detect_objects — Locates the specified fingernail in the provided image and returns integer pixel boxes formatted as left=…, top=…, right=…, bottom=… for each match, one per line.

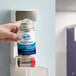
left=17, top=35, right=21, bottom=40
left=12, top=34, right=18, bottom=39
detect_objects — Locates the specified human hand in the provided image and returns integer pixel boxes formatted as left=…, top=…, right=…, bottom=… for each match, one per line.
left=0, top=23, right=21, bottom=42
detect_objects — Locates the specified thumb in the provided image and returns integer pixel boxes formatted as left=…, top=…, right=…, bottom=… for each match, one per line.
left=7, top=32, right=21, bottom=40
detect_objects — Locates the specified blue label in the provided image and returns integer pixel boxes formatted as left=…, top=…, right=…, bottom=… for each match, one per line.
left=17, top=31, right=36, bottom=55
left=18, top=42, right=36, bottom=55
left=22, top=34, right=30, bottom=40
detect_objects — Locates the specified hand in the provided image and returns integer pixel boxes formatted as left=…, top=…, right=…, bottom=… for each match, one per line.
left=0, top=23, right=21, bottom=42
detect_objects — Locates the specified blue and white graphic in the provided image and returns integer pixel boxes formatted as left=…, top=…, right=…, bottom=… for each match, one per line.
left=22, top=34, right=30, bottom=40
left=17, top=31, right=36, bottom=55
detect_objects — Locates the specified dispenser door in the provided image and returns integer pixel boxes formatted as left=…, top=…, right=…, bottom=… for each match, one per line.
left=67, top=28, right=76, bottom=76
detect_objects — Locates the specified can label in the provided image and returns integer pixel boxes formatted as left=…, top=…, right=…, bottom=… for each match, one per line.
left=17, top=31, right=36, bottom=55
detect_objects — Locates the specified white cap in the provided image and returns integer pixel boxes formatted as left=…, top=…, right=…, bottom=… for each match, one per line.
left=20, top=19, right=34, bottom=29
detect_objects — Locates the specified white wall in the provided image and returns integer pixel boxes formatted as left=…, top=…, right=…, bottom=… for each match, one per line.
left=56, top=0, right=76, bottom=11
left=56, top=11, right=76, bottom=76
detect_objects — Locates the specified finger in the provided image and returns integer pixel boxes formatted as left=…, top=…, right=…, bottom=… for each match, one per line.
left=11, top=27, right=18, bottom=33
left=3, top=23, right=19, bottom=29
left=10, top=23, right=20, bottom=33
left=0, top=39, right=5, bottom=42
left=8, top=32, right=21, bottom=40
left=4, top=31, right=21, bottom=40
left=0, top=38, right=17, bottom=42
left=5, top=23, right=20, bottom=31
left=10, top=23, right=20, bottom=29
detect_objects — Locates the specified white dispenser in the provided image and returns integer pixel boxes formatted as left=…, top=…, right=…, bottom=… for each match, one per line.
left=10, top=10, right=49, bottom=76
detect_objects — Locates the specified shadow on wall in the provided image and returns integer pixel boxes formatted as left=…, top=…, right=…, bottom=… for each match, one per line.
left=0, top=10, right=11, bottom=76
left=56, top=28, right=66, bottom=76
